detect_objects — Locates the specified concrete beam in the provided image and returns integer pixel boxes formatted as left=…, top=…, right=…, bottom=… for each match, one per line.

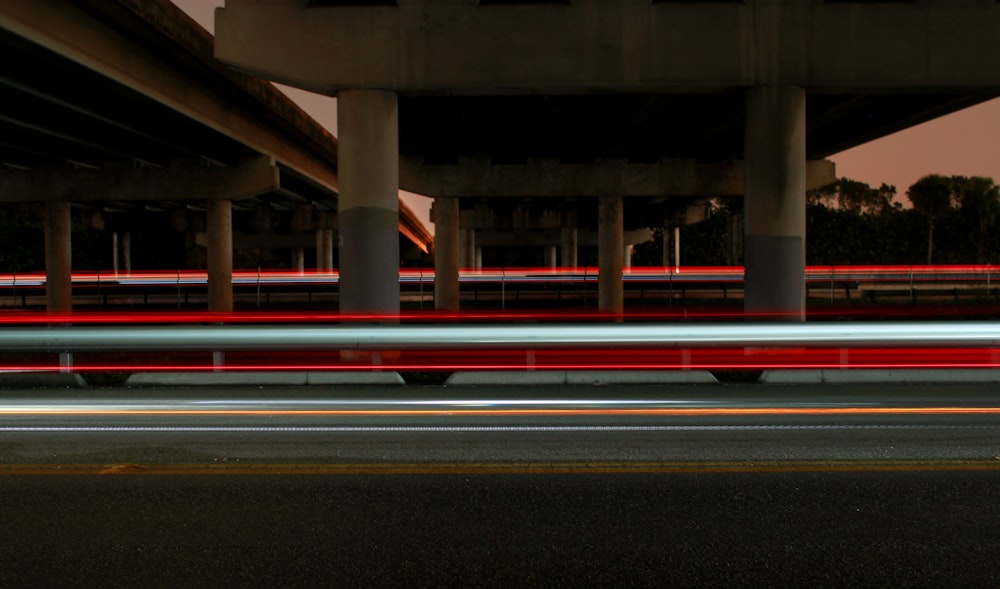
left=216, top=0, right=1000, bottom=94
left=0, top=0, right=338, bottom=191
left=476, top=228, right=651, bottom=249
left=0, top=157, right=279, bottom=202
left=44, top=201, right=72, bottom=313
left=195, top=232, right=332, bottom=250
left=401, top=157, right=835, bottom=198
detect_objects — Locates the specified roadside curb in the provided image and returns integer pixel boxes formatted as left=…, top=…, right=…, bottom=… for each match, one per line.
left=445, top=370, right=719, bottom=386
left=0, top=372, right=89, bottom=388
left=760, top=369, right=1000, bottom=384
left=124, top=371, right=406, bottom=386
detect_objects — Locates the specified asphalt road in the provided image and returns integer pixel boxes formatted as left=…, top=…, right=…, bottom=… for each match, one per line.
left=1, top=383, right=999, bottom=587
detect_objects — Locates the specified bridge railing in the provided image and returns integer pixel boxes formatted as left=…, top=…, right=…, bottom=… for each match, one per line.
left=0, top=265, right=997, bottom=309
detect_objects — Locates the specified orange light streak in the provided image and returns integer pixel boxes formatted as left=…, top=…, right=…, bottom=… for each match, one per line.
left=4, top=407, right=1000, bottom=417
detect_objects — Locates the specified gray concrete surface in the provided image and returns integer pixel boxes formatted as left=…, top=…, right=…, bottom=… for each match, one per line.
left=761, top=368, right=1000, bottom=384
left=124, top=371, right=405, bottom=386
left=0, top=372, right=88, bottom=388
left=445, top=370, right=719, bottom=386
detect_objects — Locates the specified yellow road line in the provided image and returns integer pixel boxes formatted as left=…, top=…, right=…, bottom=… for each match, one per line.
left=2, top=459, right=1000, bottom=476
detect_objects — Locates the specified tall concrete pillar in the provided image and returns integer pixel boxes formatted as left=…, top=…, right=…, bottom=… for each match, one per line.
left=337, top=89, right=399, bottom=314
left=623, top=244, right=632, bottom=270
left=112, top=232, right=120, bottom=274
left=598, top=195, right=624, bottom=315
left=316, top=229, right=334, bottom=271
left=461, top=228, right=476, bottom=270
left=292, top=247, right=305, bottom=273
left=433, top=196, right=460, bottom=311
left=744, top=86, right=806, bottom=320
left=545, top=245, right=558, bottom=269
left=560, top=226, right=578, bottom=268
left=661, top=228, right=669, bottom=268
left=122, top=232, right=131, bottom=274
left=44, top=201, right=72, bottom=313
left=113, top=232, right=132, bottom=275
left=207, top=199, right=233, bottom=312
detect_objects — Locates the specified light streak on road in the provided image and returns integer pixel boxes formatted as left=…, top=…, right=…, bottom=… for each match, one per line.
left=3, top=405, right=1000, bottom=417
left=3, top=460, right=1000, bottom=476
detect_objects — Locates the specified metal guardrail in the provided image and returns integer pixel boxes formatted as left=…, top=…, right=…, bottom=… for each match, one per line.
left=1, top=322, right=998, bottom=353
left=0, top=265, right=997, bottom=288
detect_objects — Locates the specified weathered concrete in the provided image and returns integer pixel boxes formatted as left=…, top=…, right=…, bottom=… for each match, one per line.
left=0, top=157, right=279, bottom=202
left=125, top=371, right=405, bottom=386
left=44, top=201, right=72, bottom=313
left=206, top=199, right=233, bottom=312
left=433, top=196, right=460, bottom=311
left=761, top=369, right=1000, bottom=385
left=337, top=89, right=400, bottom=315
left=216, top=0, right=1000, bottom=94
left=400, top=157, right=835, bottom=199
left=560, top=227, right=578, bottom=268
left=475, top=228, right=652, bottom=249
left=744, top=86, right=806, bottom=320
left=462, top=228, right=477, bottom=270
left=0, top=372, right=88, bottom=388
left=316, top=228, right=334, bottom=271
left=598, top=195, right=624, bottom=316
left=0, top=0, right=337, bottom=191
left=445, top=370, right=718, bottom=386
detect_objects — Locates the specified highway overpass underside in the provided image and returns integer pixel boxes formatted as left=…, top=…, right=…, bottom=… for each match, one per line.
left=0, top=0, right=434, bottom=314
left=217, top=0, right=1000, bottom=319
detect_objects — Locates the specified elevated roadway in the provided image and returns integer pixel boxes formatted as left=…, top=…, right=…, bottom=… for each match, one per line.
left=217, top=0, right=1000, bottom=318
left=0, top=0, right=431, bottom=312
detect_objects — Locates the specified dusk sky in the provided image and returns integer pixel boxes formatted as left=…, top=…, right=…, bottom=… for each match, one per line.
left=179, top=1, right=1000, bottom=227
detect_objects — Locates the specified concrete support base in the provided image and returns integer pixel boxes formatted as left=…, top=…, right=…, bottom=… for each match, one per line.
left=44, top=201, right=72, bottom=313
left=744, top=86, right=806, bottom=320
left=598, top=195, right=624, bottom=316
left=207, top=199, right=233, bottom=312
left=560, top=226, right=578, bottom=268
left=434, top=196, right=460, bottom=311
left=337, top=89, right=400, bottom=315
left=316, top=229, right=334, bottom=271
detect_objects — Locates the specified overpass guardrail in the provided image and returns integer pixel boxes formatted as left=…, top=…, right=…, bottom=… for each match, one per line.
left=0, top=265, right=997, bottom=309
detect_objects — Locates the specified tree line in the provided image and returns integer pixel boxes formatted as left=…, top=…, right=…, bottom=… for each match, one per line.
left=635, top=174, right=1000, bottom=267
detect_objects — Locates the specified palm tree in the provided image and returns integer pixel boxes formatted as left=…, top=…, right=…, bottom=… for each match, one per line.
left=906, top=174, right=954, bottom=264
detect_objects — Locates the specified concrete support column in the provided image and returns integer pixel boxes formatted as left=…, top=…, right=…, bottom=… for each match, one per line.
left=44, top=201, right=72, bottom=313
left=475, top=247, right=482, bottom=271
left=560, top=226, right=578, bottom=268
left=673, top=227, right=680, bottom=269
left=292, top=247, right=305, bottom=273
left=122, top=232, right=131, bottom=274
left=316, top=229, right=334, bottom=271
left=661, top=229, right=669, bottom=268
left=207, top=199, right=233, bottom=313
left=598, top=195, right=624, bottom=316
left=545, top=245, right=558, bottom=269
left=744, top=86, right=806, bottom=320
left=433, top=196, right=460, bottom=312
left=113, top=232, right=132, bottom=275
left=461, top=228, right=476, bottom=269
left=337, top=89, right=399, bottom=315
left=623, top=244, right=632, bottom=270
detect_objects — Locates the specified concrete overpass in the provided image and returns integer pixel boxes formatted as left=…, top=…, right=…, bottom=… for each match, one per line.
left=0, top=0, right=431, bottom=312
left=217, top=0, right=1000, bottom=319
